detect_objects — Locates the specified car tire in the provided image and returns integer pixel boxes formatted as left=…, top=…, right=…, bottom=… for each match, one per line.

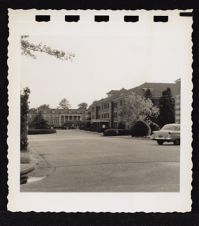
left=174, top=139, right=180, bottom=145
left=157, top=140, right=164, bottom=145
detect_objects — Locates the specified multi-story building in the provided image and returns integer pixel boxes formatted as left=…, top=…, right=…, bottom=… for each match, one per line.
left=174, top=79, right=181, bottom=123
left=89, top=80, right=181, bottom=130
left=28, top=108, right=88, bottom=128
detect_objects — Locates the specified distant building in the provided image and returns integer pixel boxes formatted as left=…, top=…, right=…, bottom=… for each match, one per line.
left=28, top=108, right=88, bottom=128
left=89, top=80, right=181, bottom=129
left=174, top=79, right=181, bottom=123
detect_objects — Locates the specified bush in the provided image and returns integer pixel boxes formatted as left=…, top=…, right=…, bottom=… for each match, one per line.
left=118, top=122, right=126, bottom=129
left=21, top=87, right=30, bottom=151
left=149, top=122, right=160, bottom=134
left=29, top=111, right=50, bottom=129
left=28, top=129, right=56, bottom=135
left=103, top=129, right=118, bottom=136
left=131, top=120, right=151, bottom=137
left=118, top=129, right=130, bottom=136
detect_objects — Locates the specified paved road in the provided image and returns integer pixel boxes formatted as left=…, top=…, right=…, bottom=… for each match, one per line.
left=21, top=129, right=180, bottom=192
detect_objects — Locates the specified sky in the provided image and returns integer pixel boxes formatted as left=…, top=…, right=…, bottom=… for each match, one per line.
left=21, top=17, right=191, bottom=109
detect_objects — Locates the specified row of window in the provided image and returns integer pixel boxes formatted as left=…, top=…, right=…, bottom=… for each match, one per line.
left=91, top=112, right=119, bottom=119
left=61, top=116, right=81, bottom=121
left=102, top=113, right=109, bottom=119
left=92, top=101, right=123, bottom=112
left=42, top=111, right=82, bottom=114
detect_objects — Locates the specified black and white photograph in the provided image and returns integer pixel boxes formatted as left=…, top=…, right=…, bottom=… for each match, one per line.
left=8, top=10, right=192, bottom=212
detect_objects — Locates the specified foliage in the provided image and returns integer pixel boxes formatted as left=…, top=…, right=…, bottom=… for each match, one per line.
left=118, top=129, right=130, bottom=136
left=118, top=92, right=159, bottom=127
left=131, top=120, right=151, bottom=137
left=58, top=98, right=71, bottom=109
left=28, top=129, right=56, bottom=135
left=118, top=122, right=126, bottom=129
left=29, top=108, right=38, bottom=114
left=21, top=35, right=75, bottom=61
left=21, top=87, right=30, bottom=151
left=29, top=111, right=50, bottom=129
left=149, top=122, right=160, bottom=134
left=38, top=104, right=50, bottom=111
left=144, top=89, right=152, bottom=99
left=158, top=88, right=175, bottom=127
left=78, top=102, right=88, bottom=110
left=79, top=122, right=91, bottom=130
left=103, top=129, right=118, bottom=136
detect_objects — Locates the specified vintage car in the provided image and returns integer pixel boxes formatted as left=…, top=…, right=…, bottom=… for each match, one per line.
left=152, top=123, right=180, bottom=145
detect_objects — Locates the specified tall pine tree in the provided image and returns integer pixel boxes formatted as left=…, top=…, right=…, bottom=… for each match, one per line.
left=158, top=88, right=175, bottom=127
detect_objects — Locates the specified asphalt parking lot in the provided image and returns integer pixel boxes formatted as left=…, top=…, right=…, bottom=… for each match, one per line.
left=21, top=129, right=180, bottom=192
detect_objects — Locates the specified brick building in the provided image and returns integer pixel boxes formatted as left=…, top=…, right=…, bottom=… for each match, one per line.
left=174, top=79, right=181, bottom=123
left=28, top=108, right=88, bottom=128
left=89, top=80, right=181, bottom=130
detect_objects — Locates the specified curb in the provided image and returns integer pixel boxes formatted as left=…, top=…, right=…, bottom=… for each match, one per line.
left=20, top=163, right=35, bottom=175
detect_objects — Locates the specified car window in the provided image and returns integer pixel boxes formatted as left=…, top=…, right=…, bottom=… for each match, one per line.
left=162, top=125, right=180, bottom=131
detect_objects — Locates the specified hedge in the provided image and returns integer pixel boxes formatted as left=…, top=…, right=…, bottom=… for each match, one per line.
left=28, top=129, right=56, bottom=135
left=118, top=129, right=130, bottom=136
left=103, top=129, right=130, bottom=136
left=103, top=129, right=118, bottom=136
left=131, top=120, right=151, bottom=137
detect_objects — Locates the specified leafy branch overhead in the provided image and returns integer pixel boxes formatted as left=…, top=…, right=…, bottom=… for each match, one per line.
left=21, top=35, right=75, bottom=61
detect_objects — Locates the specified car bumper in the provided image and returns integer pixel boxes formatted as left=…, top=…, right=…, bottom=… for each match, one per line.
left=152, top=137, right=173, bottom=141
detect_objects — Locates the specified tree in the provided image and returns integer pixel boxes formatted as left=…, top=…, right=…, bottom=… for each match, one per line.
left=58, top=98, right=71, bottom=109
left=29, top=111, right=49, bottom=129
left=78, top=102, right=88, bottom=110
left=37, top=104, right=50, bottom=111
left=144, top=88, right=152, bottom=99
left=158, top=87, right=175, bottom=127
left=118, top=92, right=159, bottom=127
left=29, top=108, right=38, bottom=114
left=21, top=87, right=30, bottom=151
left=21, top=35, right=75, bottom=61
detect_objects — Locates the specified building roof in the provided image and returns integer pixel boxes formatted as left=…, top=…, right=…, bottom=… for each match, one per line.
left=90, top=80, right=181, bottom=107
left=129, top=82, right=180, bottom=98
left=29, top=108, right=87, bottom=114
left=91, top=88, right=129, bottom=105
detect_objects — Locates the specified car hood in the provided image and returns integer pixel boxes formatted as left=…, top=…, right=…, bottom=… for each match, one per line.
left=153, top=130, right=179, bottom=135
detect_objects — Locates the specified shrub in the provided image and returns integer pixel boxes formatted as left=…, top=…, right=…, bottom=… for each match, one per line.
left=118, top=122, right=126, bottom=129
left=149, top=122, right=160, bottom=134
left=118, top=129, right=130, bottom=136
left=21, top=87, right=30, bottom=151
left=131, top=120, right=151, bottom=137
left=29, top=111, right=50, bottom=129
left=28, top=129, right=56, bottom=135
left=103, top=129, right=118, bottom=136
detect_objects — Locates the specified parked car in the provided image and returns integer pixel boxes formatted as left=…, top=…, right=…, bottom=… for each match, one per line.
left=152, top=123, right=180, bottom=145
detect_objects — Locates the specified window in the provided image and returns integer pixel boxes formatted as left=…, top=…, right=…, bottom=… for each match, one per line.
left=103, top=103, right=109, bottom=109
left=113, top=112, right=117, bottom=118
left=96, top=106, right=101, bottom=119
left=113, top=102, right=118, bottom=108
left=103, top=113, right=109, bottom=118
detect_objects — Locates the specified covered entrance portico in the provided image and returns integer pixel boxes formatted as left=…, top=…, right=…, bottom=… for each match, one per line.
left=91, top=119, right=110, bottom=132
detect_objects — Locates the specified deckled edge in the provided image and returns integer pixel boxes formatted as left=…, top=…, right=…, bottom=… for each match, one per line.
left=4, top=9, right=195, bottom=220
left=0, top=8, right=8, bottom=211
left=191, top=9, right=199, bottom=213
